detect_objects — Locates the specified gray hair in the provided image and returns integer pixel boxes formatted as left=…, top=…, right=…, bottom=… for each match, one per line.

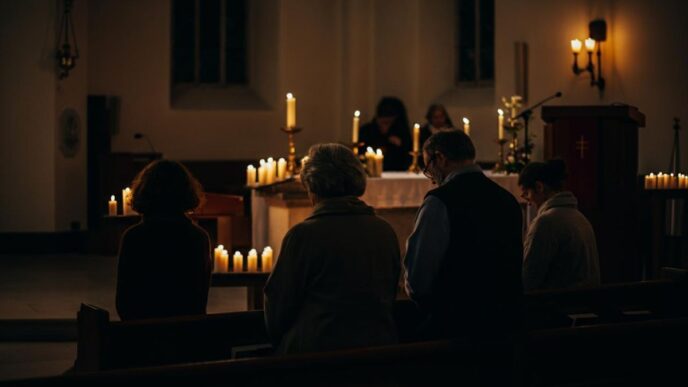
left=301, top=143, right=366, bottom=198
left=423, top=129, right=476, bottom=161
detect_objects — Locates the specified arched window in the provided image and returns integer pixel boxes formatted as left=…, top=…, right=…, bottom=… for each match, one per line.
left=456, top=0, right=494, bottom=86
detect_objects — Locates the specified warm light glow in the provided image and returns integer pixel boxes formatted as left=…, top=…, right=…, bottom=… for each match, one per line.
left=462, top=117, right=470, bottom=125
left=570, top=39, right=582, bottom=53
left=584, top=38, right=596, bottom=52
left=498, top=109, right=504, bottom=117
left=286, top=92, right=293, bottom=99
left=354, top=110, right=360, bottom=117
left=110, top=195, right=115, bottom=201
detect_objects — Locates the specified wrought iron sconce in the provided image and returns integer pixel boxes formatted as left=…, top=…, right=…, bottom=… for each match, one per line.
left=56, top=0, right=79, bottom=80
left=570, top=19, right=606, bottom=91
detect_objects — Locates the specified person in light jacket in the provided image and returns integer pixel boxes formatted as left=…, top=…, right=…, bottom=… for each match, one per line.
left=519, top=159, right=600, bottom=291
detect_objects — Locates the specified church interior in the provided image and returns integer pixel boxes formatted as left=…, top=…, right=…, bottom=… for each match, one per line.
left=1, top=0, right=688, bottom=385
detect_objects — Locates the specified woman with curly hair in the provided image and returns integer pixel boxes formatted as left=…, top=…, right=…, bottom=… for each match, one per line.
left=115, top=160, right=212, bottom=320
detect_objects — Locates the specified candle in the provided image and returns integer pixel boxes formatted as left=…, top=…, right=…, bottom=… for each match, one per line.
left=663, top=173, right=670, bottom=189
left=352, top=110, right=360, bottom=144
left=108, top=195, right=117, bottom=216
left=213, top=245, right=224, bottom=272
left=277, top=158, right=287, bottom=181
left=219, top=249, right=229, bottom=273
left=412, top=123, right=420, bottom=152
left=286, top=92, right=296, bottom=128
left=233, top=251, right=244, bottom=272
left=570, top=39, right=582, bottom=53
left=246, top=165, right=256, bottom=187
left=375, top=148, right=384, bottom=177
left=644, top=173, right=654, bottom=190
left=266, top=157, right=276, bottom=185
left=261, top=247, right=273, bottom=272
left=462, top=117, right=470, bottom=136
left=584, top=38, right=596, bottom=52
left=365, top=147, right=376, bottom=177
left=258, top=159, right=267, bottom=185
left=122, top=187, right=133, bottom=216
left=498, top=109, right=505, bottom=140
left=671, top=173, right=678, bottom=189
left=247, top=248, right=258, bottom=272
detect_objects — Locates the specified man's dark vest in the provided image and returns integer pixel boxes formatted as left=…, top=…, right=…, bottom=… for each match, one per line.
left=425, top=171, right=524, bottom=338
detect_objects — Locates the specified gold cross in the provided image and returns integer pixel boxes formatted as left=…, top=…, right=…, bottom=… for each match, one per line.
left=575, top=135, right=588, bottom=159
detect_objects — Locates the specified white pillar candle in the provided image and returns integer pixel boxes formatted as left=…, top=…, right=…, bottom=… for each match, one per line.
left=462, top=117, right=470, bottom=136
left=108, top=195, right=118, bottom=216
left=286, top=92, right=296, bottom=128
left=353, top=110, right=361, bottom=144
left=266, top=157, right=276, bottom=185
left=258, top=159, right=267, bottom=185
left=413, top=123, right=420, bottom=152
left=375, top=148, right=384, bottom=177
left=233, top=251, right=244, bottom=272
left=122, top=187, right=133, bottom=216
left=644, top=175, right=650, bottom=190
left=213, top=245, right=224, bottom=272
left=247, top=249, right=258, bottom=272
left=277, top=158, right=287, bottom=181
left=261, top=247, right=273, bottom=272
left=365, top=147, right=376, bottom=177
left=219, top=249, right=229, bottom=273
left=246, top=165, right=256, bottom=187
left=498, top=109, right=505, bottom=140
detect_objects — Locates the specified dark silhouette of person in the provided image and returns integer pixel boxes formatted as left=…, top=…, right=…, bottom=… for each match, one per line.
left=116, top=160, right=212, bottom=320
left=359, top=96, right=412, bottom=171
left=419, top=103, right=455, bottom=148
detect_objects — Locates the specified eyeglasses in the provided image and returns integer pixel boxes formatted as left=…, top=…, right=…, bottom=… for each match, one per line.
left=422, top=153, right=436, bottom=180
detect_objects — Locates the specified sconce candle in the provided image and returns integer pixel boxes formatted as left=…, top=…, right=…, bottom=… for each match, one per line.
left=570, top=39, right=582, bottom=53
left=584, top=38, right=596, bottom=52
left=462, top=117, right=470, bottom=136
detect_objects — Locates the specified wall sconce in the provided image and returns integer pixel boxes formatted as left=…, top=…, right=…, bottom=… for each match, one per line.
left=56, top=0, right=79, bottom=80
left=570, top=19, right=606, bottom=91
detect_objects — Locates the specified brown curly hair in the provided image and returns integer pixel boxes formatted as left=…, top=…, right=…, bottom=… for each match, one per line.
left=131, top=160, right=205, bottom=215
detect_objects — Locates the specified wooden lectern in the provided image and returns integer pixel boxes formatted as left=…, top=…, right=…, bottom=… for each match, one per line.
left=541, top=105, right=645, bottom=283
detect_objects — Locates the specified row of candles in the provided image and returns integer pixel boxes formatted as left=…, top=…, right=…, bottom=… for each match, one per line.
left=364, top=147, right=384, bottom=177
left=246, top=157, right=288, bottom=187
left=214, top=245, right=274, bottom=273
left=107, top=187, right=134, bottom=216
left=644, top=173, right=688, bottom=190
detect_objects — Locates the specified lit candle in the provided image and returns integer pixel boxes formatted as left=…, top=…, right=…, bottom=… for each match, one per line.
left=663, top=173, right=670, bottom=189
left=570, top=39, right=582, bottom=53
left=108, top=195, right=117, bottom=216
left=644, top=174, right=652, bottom=190
left=233, top=251, right=244, bottom=272
left=246, top=165, right=256, bottom=187
left=286, top=92, right=296, bottom=128
left=585, top=38, right=596, bottom=52
left=213, top=245, right=224, bottom=272
left=365, top=147, right=376, bottom=177
left=462, top=117, right=470, bottom=136
left=413, top=123, right=420, bottom=152
left=277, top=158, right=287, bottom=181
left=352, top=110, right=360, bottom=144
left=258, top=159, right=267, bottom=185
left=247, top=248, right=258, bottom=272
left=122, top=187, right=133, bottom=216
left=375, top=148, right=384, bottom=177
left=218, top=249, right=229, bottom=273
left=671, top=173, right=678, bottom=189
left=266, top=157, right=276, bottom=185
left=497, top=109, right=505, bottom=140
left=261, top=247, right=273, bottom=272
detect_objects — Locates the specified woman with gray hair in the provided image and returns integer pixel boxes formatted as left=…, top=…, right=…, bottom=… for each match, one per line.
left=264, top=143, right=401, bottom=354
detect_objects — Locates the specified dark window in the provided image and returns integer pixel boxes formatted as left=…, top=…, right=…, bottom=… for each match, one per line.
left=172, top=0, right=247, bottom=85
left=456, top=0, right=494, bottom=85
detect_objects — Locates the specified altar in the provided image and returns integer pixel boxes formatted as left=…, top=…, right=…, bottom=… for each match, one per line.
left=251, top=171, right=525, bottom=256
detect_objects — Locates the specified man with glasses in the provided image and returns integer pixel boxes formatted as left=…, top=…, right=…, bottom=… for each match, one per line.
left=404, top=130, right=523, bottom=383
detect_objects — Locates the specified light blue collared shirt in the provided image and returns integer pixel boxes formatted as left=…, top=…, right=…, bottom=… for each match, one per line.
left=404, top=163, right=483, bottom=302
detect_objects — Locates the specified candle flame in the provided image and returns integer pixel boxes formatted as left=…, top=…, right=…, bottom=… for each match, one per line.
left=218, top=244, right=224, bottom=250
left=249, top=248, right=258, bottom=256
left=234, top=251, right=242, bottom=256
left=263, top=246, right=273, bottom=252
left=354, top=110, right=360, bottom=117
left=376, top=149, right=383, bottom=156
left=286, top=92, right=293, bottom=99
left=462, top=117, right=470, bottom=124
left=498, top=109, right=504, bottom=116
left=570, top=39, right=582, bottom=53
left=367, top=147, right=374, bottom=153
left=414, top=123, right=420, bottom=129
left=110, top=195, right=115, bottom=201
left=584, top=38, right=595, bottom=52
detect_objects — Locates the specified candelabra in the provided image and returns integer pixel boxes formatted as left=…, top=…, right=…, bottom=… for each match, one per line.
left=408, top=151, right=421, bottom=174
left=280, top=126, right=302, bottom=175
left=492, top=139, right=509, bottom=173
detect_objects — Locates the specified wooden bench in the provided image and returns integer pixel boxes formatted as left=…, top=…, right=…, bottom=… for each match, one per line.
left=210, top=272, right=269, bottom=311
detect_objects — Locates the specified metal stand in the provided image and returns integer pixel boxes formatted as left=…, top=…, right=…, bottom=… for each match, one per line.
left=280, top=127, right=302, bottom=174
left=408, top=151, right=421, bottom=174
left=493, top=139, right=508, bottom=172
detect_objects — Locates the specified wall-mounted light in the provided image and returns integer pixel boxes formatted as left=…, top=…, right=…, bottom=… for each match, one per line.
left=570, top=19, right=606, bottom=91
left=56, top=0, right=79, bottom=80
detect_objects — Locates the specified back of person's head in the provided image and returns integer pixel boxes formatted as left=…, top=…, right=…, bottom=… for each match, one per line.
left=425, top=104, right=454, bottom=128
left=131, top=159, right=204, bottom=215
left=518, top=159, right=567, bottom=191
left=423, top=130, right=476, bottom=161
left=301, top=143, right=366, bottom=199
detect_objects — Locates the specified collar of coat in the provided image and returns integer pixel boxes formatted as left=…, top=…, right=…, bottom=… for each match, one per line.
left=307, top=196, right=375, bottom=219
left=537, top=191, right=579, bottom=216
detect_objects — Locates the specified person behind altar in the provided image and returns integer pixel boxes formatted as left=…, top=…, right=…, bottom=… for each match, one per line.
left=419, top=103, right=455, bottom=149
left=404, top=130, right=523, bottom=383
left=519, top=160, right=600, bottom=291
left=264, top=143, right=400, bottom=354
left=115, top=160, right=212, bottom=320
left=358, top=96, right=412, bottom=170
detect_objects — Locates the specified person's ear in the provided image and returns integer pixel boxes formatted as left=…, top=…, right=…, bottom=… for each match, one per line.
left=535, top=181, right=545, bottom=194
left=435, top=152, right=448, bottom=167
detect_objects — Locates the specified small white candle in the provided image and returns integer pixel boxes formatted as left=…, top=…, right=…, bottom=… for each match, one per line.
left=498, top=109, right=505, bottom=140
left=286, top=93, right=296, bottom=128
left=277, top=158, right=287, bottom=181
left=375, top=148, right=384, bottom=177
left=365, top=147, right=376, bottom=177
left=352, top=110, right=361, bottom=144
left=247, top=249, right=258, bottom=273
left=266, top=157, right=276, bottom=185
left=233, top=251, right=244, bottom=272
left=462, top=117, right=470, bottom=136
left=122, top=187, right=133, bottom=216
left=108, top=195, right=117, bottom=216
left=413, top=123, right=420, bottom=152
left=246, top=165, right=256, bottom=187
left=258, top=159, right=267, bottom=185
left=261, top=247, right=273, bottom=272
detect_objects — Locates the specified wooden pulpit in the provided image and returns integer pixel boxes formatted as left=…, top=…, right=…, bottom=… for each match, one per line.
left=542, top=105, right=645, bottom=283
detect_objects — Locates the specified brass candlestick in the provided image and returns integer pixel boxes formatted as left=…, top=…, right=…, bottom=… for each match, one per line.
left=408, top=150, right=421, bottom=174
left=493, top=138, right=509, bottom=172
left=280, top=126, right=302, bottom=174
